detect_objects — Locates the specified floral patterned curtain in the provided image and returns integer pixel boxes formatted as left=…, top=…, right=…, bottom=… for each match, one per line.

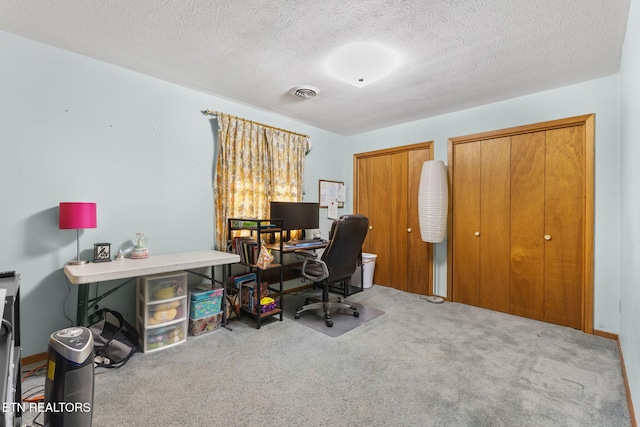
left=213, top=113, right=309, bottom=250
left=267, top=128, right=308, bottom=201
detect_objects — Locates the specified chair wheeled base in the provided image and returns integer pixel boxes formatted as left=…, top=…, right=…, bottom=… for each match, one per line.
left=294, top=296, right=359, bottom=327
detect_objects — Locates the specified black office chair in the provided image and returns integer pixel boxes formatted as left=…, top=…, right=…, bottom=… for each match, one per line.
left=294, top=214, right=369, bottom=327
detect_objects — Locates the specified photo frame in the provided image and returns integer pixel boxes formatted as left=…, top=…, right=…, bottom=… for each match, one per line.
left=93, top=243, right=112, bottom=262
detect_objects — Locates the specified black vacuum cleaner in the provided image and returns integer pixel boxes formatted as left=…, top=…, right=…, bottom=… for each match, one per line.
left=43, top=327, right=94, bottom=427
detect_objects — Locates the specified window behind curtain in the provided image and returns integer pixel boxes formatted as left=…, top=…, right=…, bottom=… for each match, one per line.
left=213, top=113, right=309, bottom=250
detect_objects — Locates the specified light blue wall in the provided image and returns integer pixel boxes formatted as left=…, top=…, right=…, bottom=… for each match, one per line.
left=345, top=75, right=622, bottom=336
left=0, top=30, right=344, bottom=356
left=619, top=0, right=640, bottom=422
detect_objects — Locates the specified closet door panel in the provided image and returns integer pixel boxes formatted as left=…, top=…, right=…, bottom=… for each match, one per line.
left=452, top=142, right=481, bottom=305
left=358, top=155, right=392, bottom=287
left=510, top=132, right=545, bottom=320
left=544, top=125, right=585, bottom=329
left=449, top=115, right=592, bottom=331
left=479, top=137, right=511, bottom=313
left=406, top=148, right=432, bottom=295
left=356, top=155, right=376, bottom=253
left=390, top=152, right=409, bottom=291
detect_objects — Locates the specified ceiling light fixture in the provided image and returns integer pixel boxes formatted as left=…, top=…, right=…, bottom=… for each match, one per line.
left=326, top=42, right=400, bottom=88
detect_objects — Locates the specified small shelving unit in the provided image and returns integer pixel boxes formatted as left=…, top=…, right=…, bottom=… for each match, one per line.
left=136, top=272, right=188, bottom=352
left=227, top=218, right=284, bottom=329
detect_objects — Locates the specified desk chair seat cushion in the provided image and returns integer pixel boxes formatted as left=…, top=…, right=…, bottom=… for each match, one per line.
left=294, top=214, right=369, bottom=327
left=300, top=263, right=326, bottom=279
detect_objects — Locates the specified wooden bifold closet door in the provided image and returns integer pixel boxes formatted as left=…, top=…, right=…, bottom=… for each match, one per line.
left=448, top=115, right=594, bottom=332
left=354, top=142, right=433, bottom=296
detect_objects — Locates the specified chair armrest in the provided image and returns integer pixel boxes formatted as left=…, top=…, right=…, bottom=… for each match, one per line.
left=300, top=257, right=329, bottom=282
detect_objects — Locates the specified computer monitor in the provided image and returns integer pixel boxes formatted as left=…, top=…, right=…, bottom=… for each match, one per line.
left=269, top=201, right=320, bottom=235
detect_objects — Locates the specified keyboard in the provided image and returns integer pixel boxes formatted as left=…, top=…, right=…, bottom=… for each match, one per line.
left=288, top=239, right=317, bottom=245
left=287, top=239, right=326, bottom=246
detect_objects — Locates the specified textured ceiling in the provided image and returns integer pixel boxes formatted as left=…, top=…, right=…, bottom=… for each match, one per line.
left=0, top=0, right=630, bottom=136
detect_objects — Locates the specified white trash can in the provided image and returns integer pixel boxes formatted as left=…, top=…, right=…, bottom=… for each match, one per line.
left=352, top=253, right=377, bottom=289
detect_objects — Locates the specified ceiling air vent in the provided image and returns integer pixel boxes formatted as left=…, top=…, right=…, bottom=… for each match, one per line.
left=292, top=86, right=319, bottom=99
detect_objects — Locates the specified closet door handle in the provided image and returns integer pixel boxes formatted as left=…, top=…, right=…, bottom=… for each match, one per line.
left=474, top=231, right=480, bottom=237
left=407, top=228, right=412, bottom=233
left=369, top=225, right=373, bottom=230
left=544, top=234, right=551, bottom=241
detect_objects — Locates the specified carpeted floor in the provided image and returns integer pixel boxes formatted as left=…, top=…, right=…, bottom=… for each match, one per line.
left=21, top=285, right=632, bottom=426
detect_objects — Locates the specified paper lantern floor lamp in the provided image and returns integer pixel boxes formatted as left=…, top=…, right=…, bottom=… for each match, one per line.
left=59, top=202, right=97, bottom=265
left=418, top=160, right=448, bottom=304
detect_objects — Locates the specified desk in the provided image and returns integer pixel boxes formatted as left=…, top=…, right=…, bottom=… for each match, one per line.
left=260, top=242, right=328, bottom=284
left=268, top=241, right=364, bottom=297
left=267, top=241, right=328, bottom=252
left=64, top=250, right=240, bottom=326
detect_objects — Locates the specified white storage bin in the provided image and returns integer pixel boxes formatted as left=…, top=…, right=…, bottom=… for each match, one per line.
left=137, top=317, right=187, bottom=353
left=137, top=272, right=189, bottom=353
left=138, top=296, right=187, bottom=327
left=137, top=272, right=187, bottom=302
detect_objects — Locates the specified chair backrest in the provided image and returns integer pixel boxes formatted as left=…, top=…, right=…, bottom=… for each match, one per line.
left=320, top=214, right=369, bottom=283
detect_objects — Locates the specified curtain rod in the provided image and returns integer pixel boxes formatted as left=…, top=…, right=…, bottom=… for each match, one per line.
left=201, top=109, right=310, bottom=139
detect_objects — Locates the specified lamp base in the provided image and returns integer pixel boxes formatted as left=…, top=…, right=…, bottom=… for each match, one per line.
left=66, top=260, right=89, bottom=266
left=424, top=295, right=444, bottom=304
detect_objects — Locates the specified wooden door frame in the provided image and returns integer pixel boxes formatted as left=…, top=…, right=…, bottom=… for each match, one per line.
left=447, top=115, right=595, bottom=333
left=354, top=142, right=435, bottom=295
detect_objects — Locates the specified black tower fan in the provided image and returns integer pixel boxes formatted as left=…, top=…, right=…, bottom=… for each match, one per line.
left=44, top=327, right=95, bottom=426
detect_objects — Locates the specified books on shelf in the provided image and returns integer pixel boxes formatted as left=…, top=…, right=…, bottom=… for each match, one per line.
left=230, top=273, right=256, bottom=289
left=241, top=281, right=271, bottom=313
left=230, top=237, right=259, bottom=264
left=230, top=273, right=255, bottom=312
left=228, top=273, right=273, bottom=313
